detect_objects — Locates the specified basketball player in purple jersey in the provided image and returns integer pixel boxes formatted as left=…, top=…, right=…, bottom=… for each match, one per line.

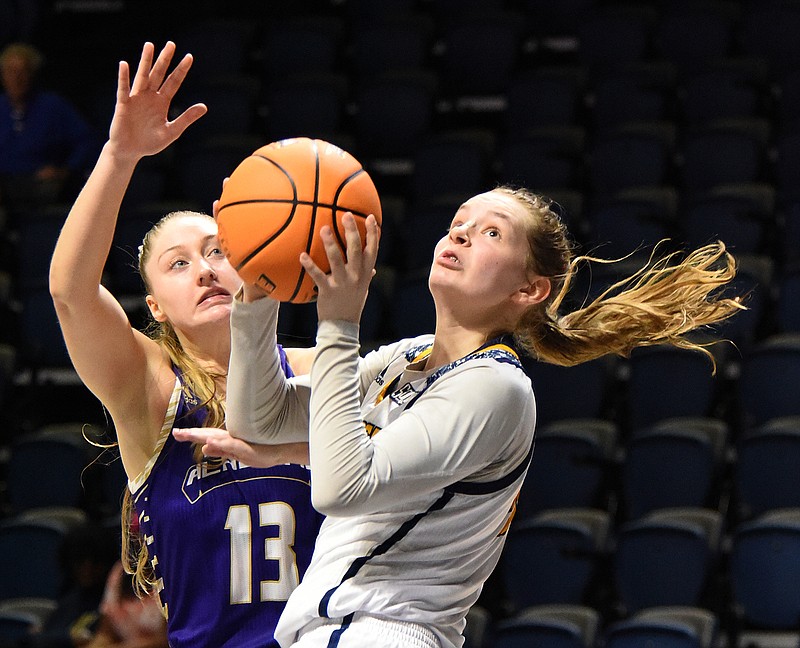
left=49, top=41, right=323, bottom=647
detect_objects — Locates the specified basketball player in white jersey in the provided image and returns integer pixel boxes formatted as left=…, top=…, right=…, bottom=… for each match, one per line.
left=182, top=188, right=743, bottom=647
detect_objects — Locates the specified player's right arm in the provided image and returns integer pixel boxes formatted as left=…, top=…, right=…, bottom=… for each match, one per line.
left=226, top=293, right=313, bottom=444
left=49, top=42, right=206, bottom=472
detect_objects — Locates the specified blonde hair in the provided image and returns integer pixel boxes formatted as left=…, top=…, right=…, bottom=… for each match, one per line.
left=122, top=210, right=227, bottom=596
left=497, top=186, right=746, bottom=369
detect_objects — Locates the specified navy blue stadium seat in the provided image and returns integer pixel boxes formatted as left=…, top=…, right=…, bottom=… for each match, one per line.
left=493, top=605, right=600, bottom=648
left=348, top=14, right=434, bottom=76
left=264, top=72, right=349, bottom=144
left=654, top=0, right=738, bottom=73
left=614, top=508, right=722, bottom=614
left=173, top=18, right=256, bottom=77
left=624, top=345, right=721, bottom=431
left=680, top=184, right=776, bottom=257
left=576, top=5, right=656, bottom=72
left=521, top=356, right=613, bottom=427
left=517, top=418, right=618, bottom=519
left=584, top=199, right=675, bottom=263
left=388, top=272, right=436, bottom=339
left=679, top=62, right=769, bottom=126
left=679, top=119, right=770, bottom=197
left=174, top=135, right=262, bottom=211
left=734, top=417, right=800, bottom=521
left=589, top=65, right=674, bottom=129
left=0, top=518, right=68, bottom=600
left=6, top=425, right=95, bottom=515
left=777, top=269, right=800, bottom=334
left=352, top=70, right=437, bottom=161
left=622, top=418, right=728, bottom=520
left=588, top=122, right=675, bottom=198
left=409, top=131, right=493, bottom=206
left=179, top=75, right=261, bottom=140
left=261, top=14, right=345, bottom=80
left=730, top=509, right=800, bottom=647
left=605, top=606, right=719, bottom=648
left=774, top=130, right=800, bottom=204
left=497, top=127, right=586, bottom=193
left=504, top=68, right=586, bottom=133
left=436, top=10, right=524, bottom=100
left=737, top=334, right=800, bottom=428
left=738, top=2, right=800, bottom=75
left=502, top=508, right=610, bottom=611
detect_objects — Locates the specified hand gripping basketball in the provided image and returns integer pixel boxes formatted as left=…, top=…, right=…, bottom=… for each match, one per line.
left=216, top=138, right=382, bottom=303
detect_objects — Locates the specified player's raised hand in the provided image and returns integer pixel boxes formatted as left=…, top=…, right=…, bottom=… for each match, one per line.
left=108, top=41, right=206, bottom=162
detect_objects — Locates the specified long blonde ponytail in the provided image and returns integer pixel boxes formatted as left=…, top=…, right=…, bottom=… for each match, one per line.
left=499, top=187, right=746, bottom=370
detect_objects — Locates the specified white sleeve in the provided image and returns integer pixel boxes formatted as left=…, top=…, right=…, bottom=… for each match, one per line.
left=225, top=297, right=311, bottom=444
left=308, top=320, right=534, bottom=515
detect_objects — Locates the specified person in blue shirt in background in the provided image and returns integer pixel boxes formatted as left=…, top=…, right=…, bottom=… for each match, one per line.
left=0, top=42, right=96, bottom=216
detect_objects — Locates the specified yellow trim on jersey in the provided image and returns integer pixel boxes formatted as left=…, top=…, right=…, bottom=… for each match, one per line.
left=374, top=346, right=433, bottom=404
left=129, top=376, right=182, bottom=495
left=481, top=342, right=520, bottom=360
left=498, top=493, right=520, bottom=537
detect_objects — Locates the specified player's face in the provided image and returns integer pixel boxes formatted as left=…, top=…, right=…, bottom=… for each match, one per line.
left=429, top=190, right=549, bottom=325
left=144, top=215, right=242, bottom=332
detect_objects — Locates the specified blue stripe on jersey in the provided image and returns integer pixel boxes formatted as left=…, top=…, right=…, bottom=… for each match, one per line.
left=314, top=335, right=531, bottom=639
left=447, top=441, right=534, bottom=495
left=326, top=612, right=355, bottom=648
left=318, top=490, right=455, bottom=619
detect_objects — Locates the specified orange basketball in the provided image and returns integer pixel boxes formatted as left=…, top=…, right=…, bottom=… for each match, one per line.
left=216, top=138, right=382, bottom=303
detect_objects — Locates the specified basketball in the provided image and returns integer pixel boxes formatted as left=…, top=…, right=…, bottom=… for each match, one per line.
left=216, top=137, right=382, bottom=303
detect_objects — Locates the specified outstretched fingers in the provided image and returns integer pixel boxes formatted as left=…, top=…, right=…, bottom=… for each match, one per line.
left=159, top=51, right=194, bottom=100
left=169, top=102, right=208, bottom=138
left=148, top=41, right=178, bottom=92
left=129, top=41, right=155, bottom=95
left=116, top=60, right=131, bottom=104
left=126, top=41, right=189, bottom=100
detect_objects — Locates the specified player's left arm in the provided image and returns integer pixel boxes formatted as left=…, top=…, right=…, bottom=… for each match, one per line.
left=310, top=359, right=533, bottom=515
left=173, top=427, right=310, bottom=466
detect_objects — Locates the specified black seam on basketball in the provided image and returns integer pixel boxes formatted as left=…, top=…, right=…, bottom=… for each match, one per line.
left=287, top=141, right=321, bottom=302
left=217, top=154, right=297, bottom=215
left=331, top=169, right=367, bottom=248
left=219, top=198, right=372, bottom=220
left=232, top=156, right=299, bottom=272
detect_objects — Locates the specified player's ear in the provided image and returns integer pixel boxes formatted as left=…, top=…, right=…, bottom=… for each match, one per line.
left=146, top=294, right=168, bottom=323
left=514, top=276, right=551, bottom=307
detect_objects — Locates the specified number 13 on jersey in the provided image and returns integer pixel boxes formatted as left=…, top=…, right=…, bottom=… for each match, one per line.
left=225, top=501, right=300, bottom=604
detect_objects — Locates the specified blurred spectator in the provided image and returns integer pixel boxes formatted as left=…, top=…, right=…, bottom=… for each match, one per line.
left=0, top=42, right=97, bottom=217
left=81, top=562, right=167, bottom=648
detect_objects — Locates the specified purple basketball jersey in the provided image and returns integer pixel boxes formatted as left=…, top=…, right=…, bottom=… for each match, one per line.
left=133, top=347, right=323, bottom=647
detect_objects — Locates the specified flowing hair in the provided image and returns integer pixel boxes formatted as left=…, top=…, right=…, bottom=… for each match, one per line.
left=496, top=187, right=746, bottom=370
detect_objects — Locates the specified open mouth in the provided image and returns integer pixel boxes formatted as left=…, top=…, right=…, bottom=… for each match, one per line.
left=439, top=250, right=461, bottom=265
left=199, top=289, right=231, bottom=305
